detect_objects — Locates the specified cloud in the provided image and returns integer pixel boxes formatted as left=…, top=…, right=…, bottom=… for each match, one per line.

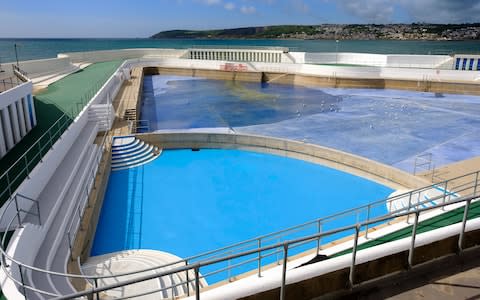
left=337, top=0, right=394, bottom=23
left=290, top=0, right=309, bottom=14
left=202, top=0, right=221, bottom=5
left=240, top=5, right=256, bottom=14
left=224, top=2, right=235, bottom=10
left=400, top=0, right=480, bottom=23
left=336, top=0, right=480, bottom=23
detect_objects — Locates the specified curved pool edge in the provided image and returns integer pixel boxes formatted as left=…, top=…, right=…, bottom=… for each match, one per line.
left=135, top=131, right=429, bottom=191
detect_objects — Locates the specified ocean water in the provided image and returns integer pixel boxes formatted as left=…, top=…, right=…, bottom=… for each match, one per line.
left=1, top=38, right=480, bottom=63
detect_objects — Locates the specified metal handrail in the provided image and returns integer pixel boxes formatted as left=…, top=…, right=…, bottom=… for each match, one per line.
left=53, top=193, right=480, bottom=300
left=0, top=61, right=118, bottom=205
left=12, top=65, right=28, bottom=82
left=189, top=46, right=290, bottom=52
left=0, top=113, right=72, bottom=202
left=0, top=169, right=477, bottom=291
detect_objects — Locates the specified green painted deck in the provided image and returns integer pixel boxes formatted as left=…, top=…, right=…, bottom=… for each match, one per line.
left=0, top=60, right=123, bottom=206
left=332, top=200, right=480, bottom=258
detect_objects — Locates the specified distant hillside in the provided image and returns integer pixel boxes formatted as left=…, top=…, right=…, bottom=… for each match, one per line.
left=150, top=24, right=480, bottom=40
left=150, top=25, right=318, bottom=39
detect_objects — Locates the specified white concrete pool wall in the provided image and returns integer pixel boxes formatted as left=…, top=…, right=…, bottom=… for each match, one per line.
left=4, top=48, right=479, bottom=86
left=66, top=50, right=480, bottom=84
left=136, top=131, right=429, bottom=191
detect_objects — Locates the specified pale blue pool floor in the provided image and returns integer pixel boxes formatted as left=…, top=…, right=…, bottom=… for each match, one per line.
left=141, top=76, right=480, bottom=173
left=91, top=149, right=392, bottom=259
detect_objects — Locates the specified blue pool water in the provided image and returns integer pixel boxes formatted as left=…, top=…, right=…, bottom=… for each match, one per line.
left=92, top=149, right=392, bottom=260
left=141, top=75, right=480, bottom=172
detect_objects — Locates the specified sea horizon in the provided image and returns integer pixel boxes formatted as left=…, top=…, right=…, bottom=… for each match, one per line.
left=1, top=38, right=480, bottom=63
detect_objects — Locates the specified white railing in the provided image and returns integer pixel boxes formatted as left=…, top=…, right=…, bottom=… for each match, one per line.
left=0, top=168, right=478, bottom=299
left=54, top=192, right=480, bottom=300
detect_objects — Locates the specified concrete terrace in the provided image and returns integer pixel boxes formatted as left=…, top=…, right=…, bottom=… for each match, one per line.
left=0, top=60, right=122, bottom=205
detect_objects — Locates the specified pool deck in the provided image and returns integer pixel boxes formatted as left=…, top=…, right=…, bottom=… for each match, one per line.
left=419, top=156, right=480, bottom=183
left=81, top=250, right=206, bottom=300
left=111, top=67, right=143, bottom=136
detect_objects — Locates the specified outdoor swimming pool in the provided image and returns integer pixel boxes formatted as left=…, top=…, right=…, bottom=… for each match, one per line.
left=91, top=149, right=392, bottom=281
left=141, top=75, right=480, bottom=172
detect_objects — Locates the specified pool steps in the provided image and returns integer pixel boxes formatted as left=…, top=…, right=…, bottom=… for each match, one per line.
left=82, top=250, right=207, bottom=299
left=111, top=136, right=161, bottom=171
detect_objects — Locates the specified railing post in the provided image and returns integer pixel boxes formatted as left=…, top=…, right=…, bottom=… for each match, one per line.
left=257, top=238, right=262, bottom=277
left=349, top=225, right=360, bottom=287
left=442, top=181, right=448, bottom=211
left=67, top=231, right=73, bottom=255
left=194, top=266, right=200, bottom=300
left=227, top=252, right=232, bottom=282
left=171, top=275, right=175, bottom=299
left=185, top=260, right=190, bottom=296
left=94, top=278, right=100, bottom=300
left=458, top=199, right=471, bottom=252
left=48, top=130, right=53, bottom=149
left=78, top=206, right=83, bottom=231
left=6, top=172, right=12, bottom=198
left=408, top=211, right=419, bottom=268
left=473, top=172, right=479, bottom=197
left=365, top=205, right=371, bottom=239
left=406, top=191, right=413, bottom=223
left=36, top=200, right=41, bottom=225
left=38, top=142, right=43, bottom=162
left=316, top=221, right=322, bottom=254
left=24, top=155, right=30, bottom=178
left=280, top=243, right=288, bottom=300
left=18, top=264, right=27, bottom=297
left=14, top=196, right=22, bottom=227
left=276, top=238, right=281, bottom=265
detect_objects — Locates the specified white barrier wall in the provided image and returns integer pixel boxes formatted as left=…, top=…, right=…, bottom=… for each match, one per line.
left=89, top=104, right=114, bottom=131
left=58, top=48, right=187, bottom=64
left=3, top=57, right=75, bottom=78
left=453, top=54, right=480, bottom=71
left=304, top=52, right=453, bottom=69
left=188, top=49, right=284, bottom=63
left=0, top=81, right=36, bottom=158
left=4, top=49, right=474, bottom=88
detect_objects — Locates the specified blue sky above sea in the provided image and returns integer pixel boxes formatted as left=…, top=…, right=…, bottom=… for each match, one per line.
left=1, top=0, right=480, bottom=38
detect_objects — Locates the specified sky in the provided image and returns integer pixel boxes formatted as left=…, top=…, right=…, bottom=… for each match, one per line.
left=1, top=0, right=479, bottom=38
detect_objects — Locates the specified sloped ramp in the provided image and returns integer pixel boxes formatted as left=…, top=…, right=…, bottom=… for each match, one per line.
left=387, top=186, right=460, bottom=213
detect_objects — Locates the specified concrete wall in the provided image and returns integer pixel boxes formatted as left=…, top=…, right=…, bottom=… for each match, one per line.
left=3, top=57, right=74, bottom=78
left=136, top=132, right=428, bottom=190
left=2, top=49, right=475, bottom=93
left=304, top=52, right=452, bottom=69
left=0, top=80, right=36, bottom=158
left=58, top=48, right=187, bottom=64
left=145, top=66, right=263, bottom=83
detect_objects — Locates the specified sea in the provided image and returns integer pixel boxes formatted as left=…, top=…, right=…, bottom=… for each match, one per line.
left=1, top=38, right=480, bottom=63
